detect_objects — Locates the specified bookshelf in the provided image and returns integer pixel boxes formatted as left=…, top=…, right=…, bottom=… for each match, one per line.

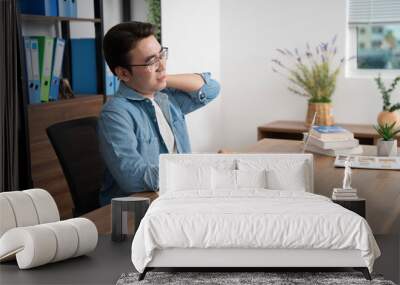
left=17, top=0, right=107, bottom=218
left=20, top=14, right=102, bottom=23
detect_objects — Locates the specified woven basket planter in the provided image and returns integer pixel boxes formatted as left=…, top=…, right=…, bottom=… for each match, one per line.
left=305, top=102, right=335, bottom=127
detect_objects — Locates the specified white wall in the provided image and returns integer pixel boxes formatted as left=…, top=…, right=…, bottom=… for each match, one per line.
left=103, top=0, right=123, bottom=33
left=131, top=0, right=149, bottom=22
left=220, top=0, right=389, bottom=149
left=162, top=0, right=398, bottom=151
left=161, top=0, right=222, bottom=152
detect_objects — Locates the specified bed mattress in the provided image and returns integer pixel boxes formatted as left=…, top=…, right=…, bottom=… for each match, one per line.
left=131, top=190, right=380, bottom=273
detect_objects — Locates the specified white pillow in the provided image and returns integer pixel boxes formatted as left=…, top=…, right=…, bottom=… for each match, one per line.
left=267, top=167, right=307, bottom=191
left=167, top=162, right=212, bottom=191
left=236, top=169, right=268, bottom=189
left=237, top=159, right=309, bottom=191
left=212, top=168, right=236, bottom=190
left=211, top=169, right=268, bottom=190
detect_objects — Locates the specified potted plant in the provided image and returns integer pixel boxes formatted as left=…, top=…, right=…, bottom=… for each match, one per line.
left=374, top=122, right=400, bottom=156
left=374, top=74, right=400, bottom=128
left=272, top=36, right=349, bottom=126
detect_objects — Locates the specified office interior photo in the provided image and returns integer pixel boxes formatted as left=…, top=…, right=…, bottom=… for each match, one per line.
left=0, top=0, right=399, bottom=284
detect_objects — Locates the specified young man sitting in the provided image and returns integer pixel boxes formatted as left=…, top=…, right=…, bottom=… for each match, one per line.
left=98, top=21, right=220, bottom=205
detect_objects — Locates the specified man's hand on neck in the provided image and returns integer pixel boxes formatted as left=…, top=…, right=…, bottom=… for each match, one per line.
left=166, top=74, right=205, bottom=93
left=124, top=73, right=205, bottom=99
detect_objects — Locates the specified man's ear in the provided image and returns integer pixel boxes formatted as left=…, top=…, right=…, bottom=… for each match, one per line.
left=114, top=66, right=132, bottom=83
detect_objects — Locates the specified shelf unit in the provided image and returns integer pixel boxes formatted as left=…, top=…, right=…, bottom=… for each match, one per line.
left=17, top=0, right=106, bottom=218
left=20, top=14, right=102, bottom=23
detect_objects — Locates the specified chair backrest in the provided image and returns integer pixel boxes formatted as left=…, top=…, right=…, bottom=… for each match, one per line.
left=46, top=117, right=104, bottom=216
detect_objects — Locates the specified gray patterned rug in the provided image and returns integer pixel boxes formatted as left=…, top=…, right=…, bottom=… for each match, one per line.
left=116, top=271, right=396, bottom=285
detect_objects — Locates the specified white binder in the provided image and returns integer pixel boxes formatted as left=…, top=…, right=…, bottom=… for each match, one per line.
left=24, top=37, right=41, bottom=104
left=58, top=0, right=69, bottom=16
left=49, top=38, right=65, bottom=101
left=24, top=37, right=34, bottom=103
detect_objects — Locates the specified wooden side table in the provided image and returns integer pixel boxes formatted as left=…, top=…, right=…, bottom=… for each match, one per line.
left=332, top=198, right=366, bottom=218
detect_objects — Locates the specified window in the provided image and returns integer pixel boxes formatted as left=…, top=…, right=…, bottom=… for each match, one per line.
left=356, top=25, right=400, bottom=69
left=371, top=26, right=383, bottom=34
left=371, top=40, right=382, bottom=48
left=346, top=0, right=400, bottom=77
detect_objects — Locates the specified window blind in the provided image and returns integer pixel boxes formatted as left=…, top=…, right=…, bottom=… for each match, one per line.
left=348, top=0, right=400, bottom=24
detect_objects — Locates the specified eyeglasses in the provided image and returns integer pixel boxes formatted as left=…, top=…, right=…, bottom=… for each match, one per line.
left=123, top=47, right=168, bottom=72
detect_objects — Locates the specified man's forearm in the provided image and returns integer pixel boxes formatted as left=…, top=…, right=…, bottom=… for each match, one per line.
left=166, top=74, right=205, bottom=93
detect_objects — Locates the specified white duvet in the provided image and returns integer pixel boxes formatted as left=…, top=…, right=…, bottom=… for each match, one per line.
left=131, top=190, right=380, bottom=273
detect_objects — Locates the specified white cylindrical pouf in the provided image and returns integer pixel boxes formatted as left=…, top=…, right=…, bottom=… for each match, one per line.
left=0, top=196, right=17, bottom=237
left=0, top=219, right=98, bottom=269
left=65, top=218, right=98, bottom=257
left=42, top=221, right=79, bottom=262
left=0, top=226, right=57, bottom=269
left=24, top=189, right=60, bottom=224
left=1, top=192, right=39, bottom=227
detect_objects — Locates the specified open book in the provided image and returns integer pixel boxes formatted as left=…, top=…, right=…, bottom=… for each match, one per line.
left=334, top=155, right=400, bottom=170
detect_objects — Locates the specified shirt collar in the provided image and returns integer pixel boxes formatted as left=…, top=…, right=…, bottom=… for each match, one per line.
left=116, top=81, right=168, bottom=102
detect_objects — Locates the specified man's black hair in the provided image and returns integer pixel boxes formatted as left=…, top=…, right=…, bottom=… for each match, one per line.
left=103, top=21, right=156, bottom=75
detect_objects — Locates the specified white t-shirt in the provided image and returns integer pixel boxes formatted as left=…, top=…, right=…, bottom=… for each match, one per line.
left=149, top=98, right=177, bottom=153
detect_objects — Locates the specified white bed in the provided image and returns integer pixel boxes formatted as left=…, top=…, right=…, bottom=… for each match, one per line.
left=131, top=154, right=380, bottom=280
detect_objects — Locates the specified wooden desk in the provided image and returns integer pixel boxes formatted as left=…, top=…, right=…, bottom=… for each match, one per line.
left=239, top=139, right=400, bottom=235
left=257, top=120, right=400, bottom=146
left=83, top=143, right=399, bottom=235
left=83, top=140, right=399, bottom=235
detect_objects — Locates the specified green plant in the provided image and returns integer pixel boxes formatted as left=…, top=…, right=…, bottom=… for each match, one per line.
left=272, top=36, right=349, bottom=103
left=374, top=122, right=400, bottom=141
left=374, top=74, right=400, bottom=112
left=146, top=0, right=161, bottom=42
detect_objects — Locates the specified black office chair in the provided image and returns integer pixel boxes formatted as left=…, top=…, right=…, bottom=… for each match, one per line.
left=47, top=117, right=104, bottom=216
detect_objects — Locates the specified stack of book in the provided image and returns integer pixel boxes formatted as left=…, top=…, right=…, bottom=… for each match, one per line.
left=332, top=188, right=359, bottom=200
left=303, top=125, right=363, bottom=157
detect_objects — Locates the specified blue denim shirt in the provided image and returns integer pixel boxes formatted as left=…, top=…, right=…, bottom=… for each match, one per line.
left=98, top=72, right=220, bottom=205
